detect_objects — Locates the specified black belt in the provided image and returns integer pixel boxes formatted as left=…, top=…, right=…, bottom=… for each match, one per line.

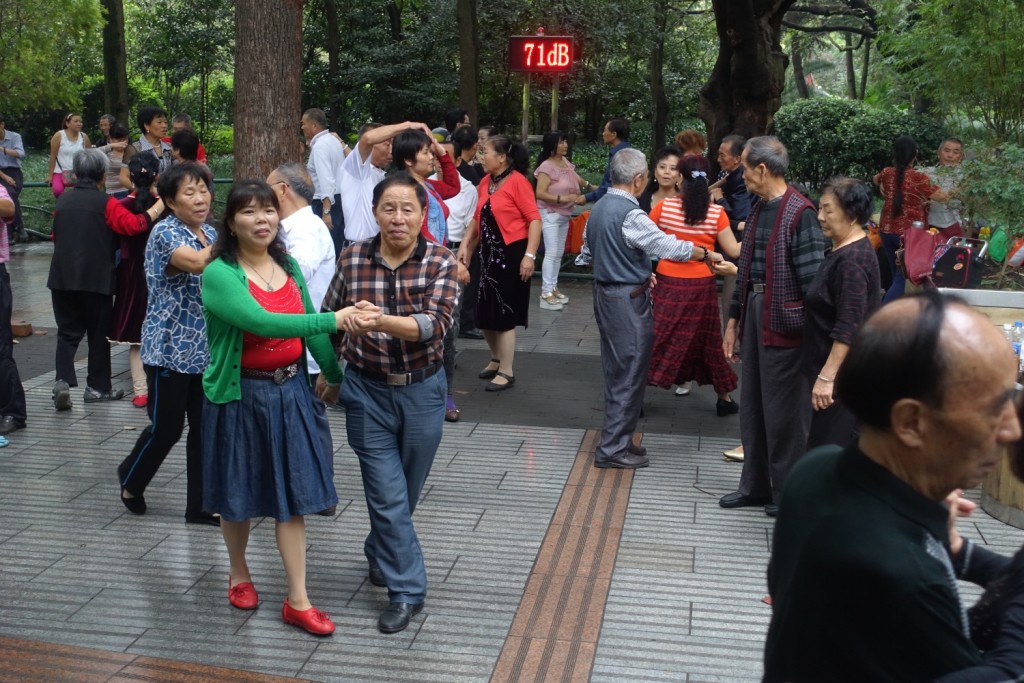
left=240, top=363, right=300, bottom=384
left=352, top=362, right=442, bottom=387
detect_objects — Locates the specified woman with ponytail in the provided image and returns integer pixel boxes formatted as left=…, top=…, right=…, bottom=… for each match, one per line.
left=646, top=155, right=742, bottom=416
left=457, top=135, right=541, bottom=391
left=110, top=151, right=163, bottom=407
left=873, top=135, right=948, bottom=302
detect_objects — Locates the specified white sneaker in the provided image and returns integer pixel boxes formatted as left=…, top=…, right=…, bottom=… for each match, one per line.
left=674, top=382, right=691, bottom=396
left=552, top=288, right=569, bottom=304
left=539, top=293, right=564, bottom=310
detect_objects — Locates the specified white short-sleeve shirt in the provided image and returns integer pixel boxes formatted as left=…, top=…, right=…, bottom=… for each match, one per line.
left=340, top=145, right=385, bottom=242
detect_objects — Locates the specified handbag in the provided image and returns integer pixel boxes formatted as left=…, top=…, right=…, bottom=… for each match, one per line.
left=931, top=237, right=987, bottom=289
left=54, top=160, right=75, bottom=188
left=897, top=226, right=944, bottom=285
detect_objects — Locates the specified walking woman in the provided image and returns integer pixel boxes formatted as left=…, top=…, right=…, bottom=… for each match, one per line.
left=110, top=152, right=162, bottom=408
left=873, top=135, right=947, bottom=302
left=202, top=180, right=368, bottom=636
left=117, top=162, right=216, bottom=524
left=534, top=130, right=588, bottom=310
left=457, top=136, right=541, bottom=391
left=48, top=113, right=91, bottom=198
left=646, top=155, right=741, bottom=416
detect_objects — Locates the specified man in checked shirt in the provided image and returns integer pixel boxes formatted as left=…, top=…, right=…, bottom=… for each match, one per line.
left=320, top=174, right=459, bottom=634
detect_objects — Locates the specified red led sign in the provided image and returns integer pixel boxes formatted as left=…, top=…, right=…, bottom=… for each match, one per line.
left=508, top=36, right=574, bottom=73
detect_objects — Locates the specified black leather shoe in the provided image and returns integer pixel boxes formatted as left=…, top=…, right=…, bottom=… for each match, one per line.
left=459, top=327, right=484, bottom=340
left=378, top=601, right=423, bottom=633
left=716, top=398, right=739, bottom=416
left=316, top=505, right=337, bottom=517
left=765, top=504, right=779, bottom=517
left=626, top=441, right=647, bottom=457
left=368, top=562, right=386, bottom=587
left=719, top=491, right=770, bottom=509
left=594, top=452, right=650, bottom=469
left=185, top=512, right=220, bottom=526
left=0, top=415, right=25, bottom=435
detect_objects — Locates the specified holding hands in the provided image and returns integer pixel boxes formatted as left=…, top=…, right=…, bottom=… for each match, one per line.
left=334, top=300, right=382, bottom=336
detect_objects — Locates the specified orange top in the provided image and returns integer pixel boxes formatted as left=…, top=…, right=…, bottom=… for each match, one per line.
left=649, top=198, right=729, bottom=279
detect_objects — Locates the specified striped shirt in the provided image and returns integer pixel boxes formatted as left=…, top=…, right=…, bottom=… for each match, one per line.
left=321, top=234, right=457, bottom=375
left=575, top=188, right=696, bottom=266
left=649, top=198, right=729, bottom=278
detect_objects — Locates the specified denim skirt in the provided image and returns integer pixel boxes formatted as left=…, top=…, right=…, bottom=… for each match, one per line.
left=203, top=373, right=338, bottom=522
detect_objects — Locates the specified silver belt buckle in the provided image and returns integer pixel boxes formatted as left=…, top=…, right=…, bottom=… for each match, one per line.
left=386, top=372, right=409, bottom=386
left=752, top=283, right=766, bottom=293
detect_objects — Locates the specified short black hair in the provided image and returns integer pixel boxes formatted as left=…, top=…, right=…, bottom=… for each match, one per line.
left=392, top=130, right=433, bottom=172
left=836, top=289, right=960, bottom=429
left=444, top=108, right=469, bottom=133
left=820, top=176, right=873, bottom=226
left=109, top=123, right=130, bottom=141
left=372, top=172, right=427, bottom=211
left=156, top=161, right=212, bottom=204
left=452, top=126, right=478, bottom=156
left=606, top=118, right=630, bottom=142
left=136, top=106, right=168, bottom=135
left=171, top=129, right=200, bottom=162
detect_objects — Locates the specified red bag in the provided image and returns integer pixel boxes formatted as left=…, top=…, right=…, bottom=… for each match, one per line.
left=898, top=227, right=944, bottom=285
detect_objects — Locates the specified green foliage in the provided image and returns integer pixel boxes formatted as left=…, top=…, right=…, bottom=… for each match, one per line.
left=957, top=144, right=1024, bottom=233
left=203, top=125, right=234, bottom=157
left=0, top=0, right=104, bottom=115
left=773, top=98, right=947, bottom=189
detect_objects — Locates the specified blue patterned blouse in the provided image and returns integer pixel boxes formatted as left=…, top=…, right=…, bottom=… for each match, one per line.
left=141, top=215, right=216, bottom=373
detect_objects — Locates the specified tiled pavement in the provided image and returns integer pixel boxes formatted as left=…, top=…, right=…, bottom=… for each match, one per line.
left=3, top=242, right=1024, bottom=682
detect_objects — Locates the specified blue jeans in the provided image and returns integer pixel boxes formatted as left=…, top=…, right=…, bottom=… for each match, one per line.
left=880, top=232, right=904, bottom=303
left=340, top=368, right=446, bottom=604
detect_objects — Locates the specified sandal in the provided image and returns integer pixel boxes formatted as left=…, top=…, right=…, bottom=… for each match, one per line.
left=478, top=358, right=501, bottom=379
left=485, top=372, right=515, bottom=392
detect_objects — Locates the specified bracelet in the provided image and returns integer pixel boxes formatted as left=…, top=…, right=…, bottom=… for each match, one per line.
left=702, top=248, right=711, bottom=263
left=817, top=374, right=834, bottom=383
left=525, top=252, right=536, bottom=260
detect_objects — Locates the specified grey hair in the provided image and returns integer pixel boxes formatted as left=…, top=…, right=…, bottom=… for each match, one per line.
left=744, top=136, right=789, bottom=177
left=303, top=108, right=328, bottom=130
left=275, top=162, right=314, bottom=204
left=73, top=149, right=109, bottom=183
left=172, top=113, right=192, bottom=128
left=609, top=148, right=648, bottom=185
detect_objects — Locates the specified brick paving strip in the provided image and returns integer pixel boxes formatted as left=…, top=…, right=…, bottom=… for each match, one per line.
left=490, top=429, right=636, bottom=682
left=0, top=634, right=320, bottom=683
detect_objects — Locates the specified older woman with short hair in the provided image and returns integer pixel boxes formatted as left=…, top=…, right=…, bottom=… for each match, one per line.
left=48, top=149, right=164, bottom=410
left=804, top=177, right=881, bottom=448
left=120, top=106, right=173, bottom=189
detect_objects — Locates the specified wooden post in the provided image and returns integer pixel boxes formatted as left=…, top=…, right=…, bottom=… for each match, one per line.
left=550, top=76, right=560, bottom=131
left=521, top=74, right=531, bottom=142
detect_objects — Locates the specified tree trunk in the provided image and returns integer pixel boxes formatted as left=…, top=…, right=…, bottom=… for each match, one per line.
left=386, top=1, right=403, bottom=42
left=859, top=37, right=871, bottom=101
left=100, top=0, right=130, bottom=125
left=844, top=33, right=857, bottom=99
left=650, top=3, right=669, bottom=155
left=791, top=47, right=810, bottom=99
left=456, top=0, right=480, bottom=126
left=699, top=0, right=796, bottom=172
left=234, top=0, right=304, bottom=180
left=325, top=0, right=340, bottom=131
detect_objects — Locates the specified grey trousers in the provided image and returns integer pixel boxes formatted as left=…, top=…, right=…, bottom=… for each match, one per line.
left=593, top=282, right=653, bottom=462
left=737, top=291, right=811, bottom=502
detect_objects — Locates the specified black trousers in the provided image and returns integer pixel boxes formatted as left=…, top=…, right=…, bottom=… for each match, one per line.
left=449, top=240, right=481, bottom=330
left=0, top=168, right=23, bottom=234
left=51, top=289, right=113, bottom=391
left=118, top=366, right=205, bottom=517
left=0, top=264, right=26, bottom=423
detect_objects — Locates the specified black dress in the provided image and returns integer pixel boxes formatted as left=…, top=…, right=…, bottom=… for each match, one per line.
left=476, top=201, right=530, bottom=332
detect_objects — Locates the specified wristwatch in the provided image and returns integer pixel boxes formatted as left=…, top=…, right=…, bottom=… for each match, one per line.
left=525, top=252, right=536, bottom=260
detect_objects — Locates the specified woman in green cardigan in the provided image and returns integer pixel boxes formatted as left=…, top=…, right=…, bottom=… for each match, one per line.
left=202, top=180, right=379, bottom=637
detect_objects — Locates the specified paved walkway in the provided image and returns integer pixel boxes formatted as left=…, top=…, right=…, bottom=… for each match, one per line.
left=2, top=242, right=1022, bottom=682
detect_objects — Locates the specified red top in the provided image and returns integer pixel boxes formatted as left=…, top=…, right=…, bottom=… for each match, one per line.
left=877, top=166, right=939, bottom=236
left=474, top=171, right=541, bottom=244
left=241, top=277, right=304, bottom=370
left=420, top=152, right=461, bottom=243
left=650, top=199, right=729, bottom=279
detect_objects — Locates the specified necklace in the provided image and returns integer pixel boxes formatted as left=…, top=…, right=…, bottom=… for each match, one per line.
left=488, top=165, right=514, bottom=195
left=239, top=255, right=275, bottom=291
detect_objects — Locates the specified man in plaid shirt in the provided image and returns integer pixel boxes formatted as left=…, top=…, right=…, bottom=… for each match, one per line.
left=321, top=174, right=457, bottom=634
left=720, top=136, right=825, bottom=518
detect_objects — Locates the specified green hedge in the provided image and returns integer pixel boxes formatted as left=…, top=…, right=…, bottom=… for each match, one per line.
left=773, top=98, right=948, bottom=190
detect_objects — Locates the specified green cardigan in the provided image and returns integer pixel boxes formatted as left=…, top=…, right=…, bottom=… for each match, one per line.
left=201, top=255, right=342, bottom=404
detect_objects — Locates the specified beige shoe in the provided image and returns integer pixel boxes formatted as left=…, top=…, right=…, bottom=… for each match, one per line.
left=722, top=446, right=744, bottom=462
left=552, top=288, right=569, bottom=304
left=539, top=293, right=564, bottom=310
left=674, top=382, right=691, bottom=396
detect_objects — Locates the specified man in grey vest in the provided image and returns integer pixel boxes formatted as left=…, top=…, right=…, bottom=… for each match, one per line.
left=578, top=148, right=723, bottom=469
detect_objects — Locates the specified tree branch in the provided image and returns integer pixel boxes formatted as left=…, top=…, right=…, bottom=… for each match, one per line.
left=782, top=19, right=875, bottom=38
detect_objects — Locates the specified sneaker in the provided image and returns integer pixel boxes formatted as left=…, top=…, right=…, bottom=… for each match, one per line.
left=552, top=288, right=569, bottom=304
left=83, top=387, right=125, bottom=403
left=674, top=382, right=691, bottom=396
left=53, top=380, right=72, bottom=411
left=539, top=293, right=564, bottom=311
left=132, top=394, right=148, bottom=408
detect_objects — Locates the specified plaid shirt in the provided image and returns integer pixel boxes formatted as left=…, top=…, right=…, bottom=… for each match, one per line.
left=322, top=234, right=457, bottom=375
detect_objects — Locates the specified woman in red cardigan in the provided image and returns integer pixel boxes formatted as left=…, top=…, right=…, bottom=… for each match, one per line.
left=457, top=136, right=541, bottom=391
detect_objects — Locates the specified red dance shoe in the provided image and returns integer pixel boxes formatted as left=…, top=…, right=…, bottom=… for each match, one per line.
left=282, top=599, right=335, bottom=636
left=228, top=580, right=258, bottom=610
left=132, top=394, right=148, bottom=408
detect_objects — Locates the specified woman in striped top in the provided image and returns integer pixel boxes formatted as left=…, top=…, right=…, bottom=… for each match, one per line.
left=647, top=155, right=742, bottom=417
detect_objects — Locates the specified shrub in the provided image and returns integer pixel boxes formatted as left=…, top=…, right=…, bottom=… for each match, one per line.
left=773, top=98, right=948, bottom=190
left=203, top=125, right=234, bottom=157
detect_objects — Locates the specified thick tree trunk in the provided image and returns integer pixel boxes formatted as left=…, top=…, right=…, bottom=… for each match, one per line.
left=326, top=0, right=340, bottom=131
left=100, top=0, right=130, bottom=125
left=234, top=0, right=304, bottom=180
left=456, top=0, right=480, bottom=126
left=844, top=33, right=857, bottom=99
left=650, top=3, right=670, bottom=155
left=700, top=0, right=796, bottom=172
left=791, top=48, right=810, bottom=99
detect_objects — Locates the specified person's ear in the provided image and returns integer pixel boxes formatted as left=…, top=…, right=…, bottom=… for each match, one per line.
left=889, top=398, right=930, bottom=449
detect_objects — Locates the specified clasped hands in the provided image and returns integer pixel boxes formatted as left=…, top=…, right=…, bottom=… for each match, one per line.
left=334, top=300, right=382, bottom=337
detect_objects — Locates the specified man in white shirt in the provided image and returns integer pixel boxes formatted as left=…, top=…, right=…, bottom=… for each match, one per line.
left=339, top=120, right=435, bottom=244
left=267, top=162, right=338, bottom=515
left=301, top=108, right=346, bottom=257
